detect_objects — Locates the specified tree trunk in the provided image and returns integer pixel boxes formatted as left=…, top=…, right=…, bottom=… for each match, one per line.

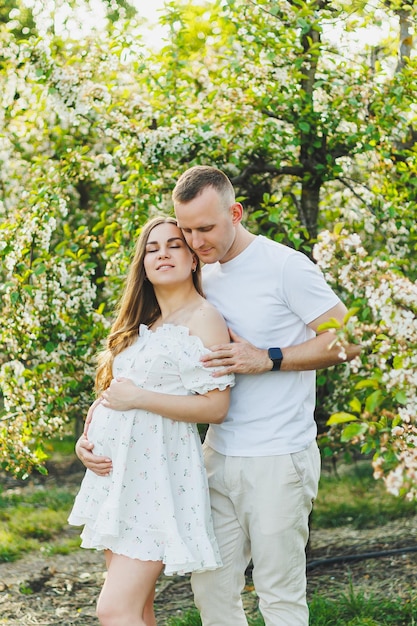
left=300, top=182, right=320, bottom=243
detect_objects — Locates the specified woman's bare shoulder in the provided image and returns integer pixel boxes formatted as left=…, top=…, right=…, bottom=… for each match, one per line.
left=188, top=301, right=230, bottom=348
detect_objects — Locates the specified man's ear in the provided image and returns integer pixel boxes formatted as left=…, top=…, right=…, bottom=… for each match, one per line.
left=230, top=202, right=244, bottom=225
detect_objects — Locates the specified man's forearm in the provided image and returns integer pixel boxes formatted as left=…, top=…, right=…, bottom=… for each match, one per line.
left=279, top=332, right=361, bottom=372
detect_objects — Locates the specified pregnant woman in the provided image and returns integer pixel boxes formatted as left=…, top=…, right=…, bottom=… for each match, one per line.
left=68, top=216, right=234, bottom=626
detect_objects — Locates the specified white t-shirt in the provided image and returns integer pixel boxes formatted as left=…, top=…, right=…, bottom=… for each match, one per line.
left=202, top=236, right=340, bottom=456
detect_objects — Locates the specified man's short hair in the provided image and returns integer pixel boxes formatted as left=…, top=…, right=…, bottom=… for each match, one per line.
left=172, top=165, right=235, bottom=206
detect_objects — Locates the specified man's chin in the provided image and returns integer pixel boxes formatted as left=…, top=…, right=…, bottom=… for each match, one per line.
left=198, top=251, right=219, bottom=264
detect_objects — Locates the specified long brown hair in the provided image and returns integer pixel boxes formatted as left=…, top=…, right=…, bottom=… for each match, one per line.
left=95, top=216, right=203, bottom=392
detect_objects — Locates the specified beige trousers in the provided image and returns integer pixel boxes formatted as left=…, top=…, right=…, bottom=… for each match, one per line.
left=191, top=441, right=321, bottom=626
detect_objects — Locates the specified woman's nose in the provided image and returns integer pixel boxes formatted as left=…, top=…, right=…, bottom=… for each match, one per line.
left=157, top=246, right=169, bottom=258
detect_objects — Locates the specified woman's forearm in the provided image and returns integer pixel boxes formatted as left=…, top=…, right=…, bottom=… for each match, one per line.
left=137, top=388, right=230, bottom=424
left=100, top=378, right=230, bottom=424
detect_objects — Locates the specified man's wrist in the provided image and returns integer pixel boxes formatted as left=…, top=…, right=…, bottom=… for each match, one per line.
left=268, top=347, right=283, bottom=371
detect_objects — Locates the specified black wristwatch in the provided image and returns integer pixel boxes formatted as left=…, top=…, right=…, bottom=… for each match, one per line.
left=268, top=347, right=283, bottom=371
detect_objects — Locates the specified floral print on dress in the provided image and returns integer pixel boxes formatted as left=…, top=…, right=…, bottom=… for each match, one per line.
left=68, top=324, right=234, bottom=576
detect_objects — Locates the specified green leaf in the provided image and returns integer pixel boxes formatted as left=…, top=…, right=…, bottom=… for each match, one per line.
left=349, top=397, right=361, bottom=413
left=321, top=446, right=334, bottom=458
left=341, top=422, right=368, bottom=442
left=298, top=121, right=310, bottom=132
left=317, top=317, right=342, bottom=331
left=327, top=412, right=358, bottom=425
left=361, top=441, right=375, bottom=455
left=395, top=391, right=408, bottom=405
left=365, top=390, right=383, bottom=413
left=392, top=415, right=402, bottom=427
left=343, top=307, right=360, bottom=323
left=355, top=379, right=379, bottom=390
left=393, top=355, right=403, bottom=369
left=33, top=263, right=46, bottom=276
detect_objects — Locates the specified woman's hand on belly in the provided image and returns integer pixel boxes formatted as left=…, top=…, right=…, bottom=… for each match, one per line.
left=75, top=435, right=113, bottom=476
left=101, top=377, right=141, bottom=411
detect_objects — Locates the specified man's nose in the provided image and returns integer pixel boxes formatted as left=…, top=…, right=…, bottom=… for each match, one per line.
left=191, top=231, right=204, bottom=249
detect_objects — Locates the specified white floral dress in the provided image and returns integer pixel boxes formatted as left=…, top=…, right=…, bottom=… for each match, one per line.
left=68, top=324, right=234, bottom=575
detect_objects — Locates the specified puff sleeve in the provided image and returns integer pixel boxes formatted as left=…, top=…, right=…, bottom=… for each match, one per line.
left=178, top=331, right=235, bottom=395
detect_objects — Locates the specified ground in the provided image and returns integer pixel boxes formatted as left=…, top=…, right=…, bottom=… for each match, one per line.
left=1, top=460, right=417, bottom=625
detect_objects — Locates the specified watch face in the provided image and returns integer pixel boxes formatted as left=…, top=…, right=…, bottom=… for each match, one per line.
left=268, top=347, right=283, bottom=370
left=269, top=348, right=283, bottom=361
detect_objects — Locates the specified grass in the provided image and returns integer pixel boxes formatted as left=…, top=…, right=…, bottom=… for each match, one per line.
left=0, top=484, right=80, bottom=562
left=43, top=434, right=79, bottom=459
left=164, top=589, right=417, bottom=626
left=164, top=462, right=417, bottom=626
left=1, top=444, right=416, bottom=624
left=313, top=460, right=417, bottom=529
left=166, top=610, right=264, bottom=625
left=0, top=436, right=80, bottom=562
left=308, top=584, right=417, bottom=625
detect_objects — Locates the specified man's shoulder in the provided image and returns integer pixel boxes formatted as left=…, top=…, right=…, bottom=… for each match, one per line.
left=257, top=235, right=305, bottom=262
left=201, top=237, right=305, bottom=275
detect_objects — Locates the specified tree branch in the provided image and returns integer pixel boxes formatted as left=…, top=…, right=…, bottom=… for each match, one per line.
left=231, top=162, right=304, bottom=186
left=335, top=177, right=376, bottom=212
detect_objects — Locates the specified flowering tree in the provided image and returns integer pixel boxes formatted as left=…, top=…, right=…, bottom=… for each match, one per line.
left=313, top=226, right=417, bottom=499
left=146, top=0, right=417, bottom=497
left=0, top=0, right=416, bottom=495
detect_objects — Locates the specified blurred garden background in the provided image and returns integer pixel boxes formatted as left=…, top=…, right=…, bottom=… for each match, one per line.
left=0, top=0, right=417, bottom=623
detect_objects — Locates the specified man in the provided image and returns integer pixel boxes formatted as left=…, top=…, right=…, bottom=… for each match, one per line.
left=77, top=166, right=361, bottom=625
